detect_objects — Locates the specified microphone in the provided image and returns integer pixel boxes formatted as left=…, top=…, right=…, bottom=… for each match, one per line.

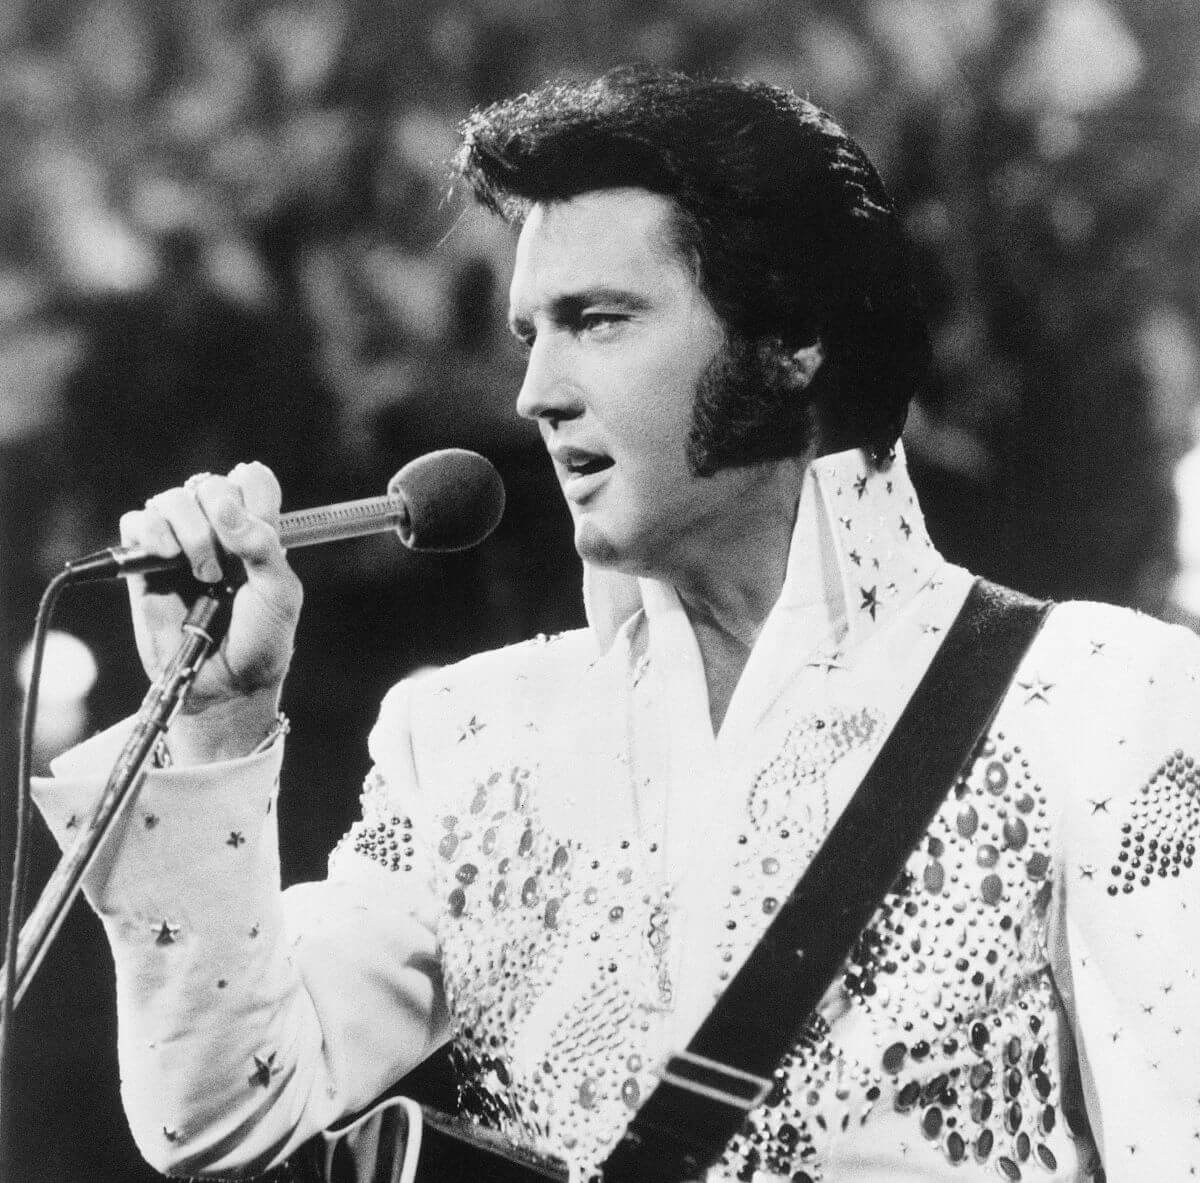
left=62, top=448, right=506, bottom=584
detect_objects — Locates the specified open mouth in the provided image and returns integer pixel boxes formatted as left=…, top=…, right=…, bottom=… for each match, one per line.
left=559, top=450, right=615, bottom=478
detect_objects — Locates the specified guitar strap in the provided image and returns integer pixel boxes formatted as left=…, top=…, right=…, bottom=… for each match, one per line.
left=599, top=578, right=1052, bottom=1182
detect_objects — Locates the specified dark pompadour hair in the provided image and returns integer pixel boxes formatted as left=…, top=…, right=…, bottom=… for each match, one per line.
left=454, top=65, right=930, bottom=457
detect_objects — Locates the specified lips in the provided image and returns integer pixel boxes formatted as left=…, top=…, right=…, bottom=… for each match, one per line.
left=554, top=447, right=614, bottom=477
left=551, top=445, right=614, bottom=502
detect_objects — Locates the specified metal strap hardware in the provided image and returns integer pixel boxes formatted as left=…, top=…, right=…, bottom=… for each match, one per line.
left=656, top=1051, right=772, bottom=1112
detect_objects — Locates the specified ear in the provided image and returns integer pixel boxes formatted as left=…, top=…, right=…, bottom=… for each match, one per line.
left=789, top=339, right=825, bottom=389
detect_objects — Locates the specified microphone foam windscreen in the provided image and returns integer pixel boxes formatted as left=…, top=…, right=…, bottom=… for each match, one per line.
left=389, top=449, right=506, bottom=551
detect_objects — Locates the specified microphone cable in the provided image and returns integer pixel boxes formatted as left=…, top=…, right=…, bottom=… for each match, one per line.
left=0, top=567, right=71, bottom=1174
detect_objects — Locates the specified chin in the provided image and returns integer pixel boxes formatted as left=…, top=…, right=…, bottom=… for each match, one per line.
left=574, top=519, right=635, bottom=571
left=574, top=519, right=661, bottom=580
left=574, top=519, right=620, bottom=565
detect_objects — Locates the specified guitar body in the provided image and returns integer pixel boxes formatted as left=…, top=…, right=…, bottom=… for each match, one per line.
left=281, top=1094, right=569, bottom=1183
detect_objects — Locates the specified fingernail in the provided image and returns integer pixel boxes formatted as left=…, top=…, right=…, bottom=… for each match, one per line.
left=197, top=559, right=222, bottom=583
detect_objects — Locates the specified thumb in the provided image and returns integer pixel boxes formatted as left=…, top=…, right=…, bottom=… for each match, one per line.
left=210, top=492, right=288, bottom=576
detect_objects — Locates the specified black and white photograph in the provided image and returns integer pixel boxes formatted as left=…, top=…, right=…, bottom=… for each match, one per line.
left=1, top=2, right=1198, bottom=1180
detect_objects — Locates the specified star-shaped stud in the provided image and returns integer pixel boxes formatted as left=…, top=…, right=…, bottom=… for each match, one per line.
left=848, top=549, right=862, bottom=567
left=1019, top=677, right=1054, bottom=704
left=249, top=923, right=260, bottom=939
left=853, top=475, right=869, bottom=499
left=163, top=1126, right=180, bottom=1143
left=1088, top=797, right=1111, bottom=815
left=65, top=813, right=79, bottom=829
left=1143, top=1003, right=1156, bottom=1014
left=1090, top=640, right=1107, bottom=656
left=154, top=920, right=180, bottom=946
left=899, top=516, right=912, bottom=539
left=1079, top=864, right=1097, bottom=879
left=860, top=586, right=879, bottom=621
left=457, top=715, right=485, bottom=742
left=839, top=515, right=854, bottom=531
left=226, top=831, right=245, bottom=848
left=921, top=623, right=942, bottom=635
left=1110, top=1029, right=1122, bottom=1043
left=632, top=655, right=651, bottom=688
left=249, top=1052, right=278, bottom=1089
left=144, top=813, right=159, bottom=829
left=807, top=650, right=846, bottom=674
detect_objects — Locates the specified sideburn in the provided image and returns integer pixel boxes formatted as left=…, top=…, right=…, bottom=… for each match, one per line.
left=685, top=335, right=818, bottom=477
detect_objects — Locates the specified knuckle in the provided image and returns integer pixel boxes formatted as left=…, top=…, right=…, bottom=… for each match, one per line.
left=236, top=461, right=283, bottom=516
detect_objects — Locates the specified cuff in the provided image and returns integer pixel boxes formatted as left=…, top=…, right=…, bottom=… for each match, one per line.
left=33, top=716, right=287, bottom=894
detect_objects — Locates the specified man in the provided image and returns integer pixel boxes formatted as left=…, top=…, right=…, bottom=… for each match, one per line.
left=35, top=68, right=1200, bottom=1180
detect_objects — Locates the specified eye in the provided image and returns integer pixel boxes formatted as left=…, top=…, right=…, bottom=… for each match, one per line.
left=577, top=311, right=625, bottom=338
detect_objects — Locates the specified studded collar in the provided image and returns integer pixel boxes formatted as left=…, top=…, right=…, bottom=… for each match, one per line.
left=583, top=442, right=942, bottom=657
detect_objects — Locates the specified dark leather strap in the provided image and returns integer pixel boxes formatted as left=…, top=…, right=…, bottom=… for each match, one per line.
left=600, top=578, right=1052, bottom=1183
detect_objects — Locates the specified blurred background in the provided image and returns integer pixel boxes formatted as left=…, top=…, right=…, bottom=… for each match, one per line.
left=2, top=0, right=1200, bottom=1178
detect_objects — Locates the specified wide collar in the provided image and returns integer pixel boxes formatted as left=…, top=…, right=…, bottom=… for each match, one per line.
left=584, top=443, right=941, bottom=654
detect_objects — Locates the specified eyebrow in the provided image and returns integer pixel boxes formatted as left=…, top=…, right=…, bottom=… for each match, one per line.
left=507, top=287, right=653, bottom=336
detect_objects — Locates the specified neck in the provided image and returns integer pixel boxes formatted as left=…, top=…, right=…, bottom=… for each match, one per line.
left=664, top=457, right=806, bottom=734
left=669, top=458, right=804, bottom=647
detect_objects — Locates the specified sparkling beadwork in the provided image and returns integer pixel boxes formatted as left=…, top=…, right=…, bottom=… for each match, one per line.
left=882, top=1042, right=907, bottom=1074
left=1003, top=818, right=1029, bottom=850
left=420, top=667, right=1085, bottom=1180
left=957, top=806, right=980, bottom=838
left=1106, top=755, right=1199, bottom=892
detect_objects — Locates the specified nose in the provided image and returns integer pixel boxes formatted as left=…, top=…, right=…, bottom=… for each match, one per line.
left=515, top=335, right=584, bottom=425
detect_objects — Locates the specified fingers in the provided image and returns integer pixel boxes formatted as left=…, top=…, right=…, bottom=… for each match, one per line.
left=185, top=470, right=290, bottom=576
left=229, top=461, right=283, bottom=525
left=145, top=484, right=229, bottom=582
left=121, top=464, right=288, bottom=584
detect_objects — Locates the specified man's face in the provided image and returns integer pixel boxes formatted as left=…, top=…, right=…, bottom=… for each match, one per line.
left=508, top=188, right=789, bottom=578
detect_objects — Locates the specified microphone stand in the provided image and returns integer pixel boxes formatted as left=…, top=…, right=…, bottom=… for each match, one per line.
left=0, top=580, right=237, bottom=1013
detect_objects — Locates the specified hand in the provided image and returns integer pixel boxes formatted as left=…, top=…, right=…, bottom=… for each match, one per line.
left=118, top=463, right=303, bottom=763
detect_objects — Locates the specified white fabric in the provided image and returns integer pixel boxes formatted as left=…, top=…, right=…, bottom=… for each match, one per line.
left=33, top=445, right=1200, bottom=1181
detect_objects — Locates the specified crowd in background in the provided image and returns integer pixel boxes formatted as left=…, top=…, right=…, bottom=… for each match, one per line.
left=2, top=1, right=1200, bottom=1179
